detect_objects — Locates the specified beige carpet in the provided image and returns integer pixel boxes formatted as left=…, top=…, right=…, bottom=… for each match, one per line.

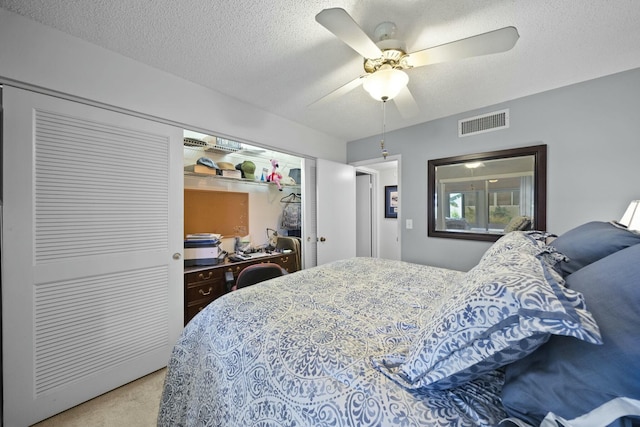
left=31, top=368, right=166, bottom=427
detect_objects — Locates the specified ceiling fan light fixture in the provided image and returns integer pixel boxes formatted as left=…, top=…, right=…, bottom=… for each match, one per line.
left=314, top=8, right=518, bottom=112
left=363, top=66, right=409, bottom=101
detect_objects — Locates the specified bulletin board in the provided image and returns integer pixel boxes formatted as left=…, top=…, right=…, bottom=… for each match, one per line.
left=184, top=189, right=249, bottom=238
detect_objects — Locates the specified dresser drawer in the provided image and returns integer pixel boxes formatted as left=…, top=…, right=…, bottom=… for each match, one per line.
left=185, top=279, right=226, bottom=303
left=185, top=299, right=215, bottom=324
left=185, top=268, right=224, bottom=286
left=184, top=267, right=226, bottom=325
left=274, top=254, right=297, bottom=273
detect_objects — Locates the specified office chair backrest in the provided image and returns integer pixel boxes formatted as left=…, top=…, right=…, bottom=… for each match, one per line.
left=275, top=236, right=302, bottom=271
left=235, top=262, right=287, bottom=289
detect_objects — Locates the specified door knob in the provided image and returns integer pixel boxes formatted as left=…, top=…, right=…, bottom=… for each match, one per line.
left=319, top=237, right=326, bottom=242
left=173, top=253, right=182, bottom=260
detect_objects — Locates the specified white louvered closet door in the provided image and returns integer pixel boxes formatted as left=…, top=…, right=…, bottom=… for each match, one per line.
left=2, top=86, right=184, bottom=426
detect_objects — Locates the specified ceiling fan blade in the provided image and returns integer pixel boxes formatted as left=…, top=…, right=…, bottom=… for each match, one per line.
left=393, top=86, right=419, bottom=118
left=408, top=26, right=519, bottom=68
left=316, top=8, right=382, bottom=59
left=308, top=75, right=367, bottom=108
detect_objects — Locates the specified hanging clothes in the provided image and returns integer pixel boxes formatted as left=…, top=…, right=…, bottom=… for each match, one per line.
left=280, top=193, right=302, bottom=231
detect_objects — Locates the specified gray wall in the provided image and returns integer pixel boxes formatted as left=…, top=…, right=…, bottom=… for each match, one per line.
left=347, top=68, right=640, bottom=271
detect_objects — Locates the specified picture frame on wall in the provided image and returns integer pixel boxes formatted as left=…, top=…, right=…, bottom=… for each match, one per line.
left=385, top=185, right=398, bottom=218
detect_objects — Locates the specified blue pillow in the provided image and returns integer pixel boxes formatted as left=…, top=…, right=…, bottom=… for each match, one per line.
left=371, top=250, right=601, bottom=390
left=550, top=221, right=640, bottom=277
left=502, top=244, right=640, bottom=426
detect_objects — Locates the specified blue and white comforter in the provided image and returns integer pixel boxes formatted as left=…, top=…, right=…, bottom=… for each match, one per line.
left=158, top=257, right=507, bottom=426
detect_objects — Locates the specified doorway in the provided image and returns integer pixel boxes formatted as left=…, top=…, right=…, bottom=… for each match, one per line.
left=353, top=157, right=401, bottom=261
left=356, top=172, right=373, bottom=257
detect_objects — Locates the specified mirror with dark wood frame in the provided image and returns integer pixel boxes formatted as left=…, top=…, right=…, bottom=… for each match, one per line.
left=428, top=144, right=547, bottom=242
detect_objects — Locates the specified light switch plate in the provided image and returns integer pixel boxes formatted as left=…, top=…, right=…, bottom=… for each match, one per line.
left=406, top=219, right=413, bottom=229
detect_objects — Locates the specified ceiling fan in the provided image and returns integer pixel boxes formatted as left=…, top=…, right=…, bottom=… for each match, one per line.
left=312, top=8, right=519, bottom=118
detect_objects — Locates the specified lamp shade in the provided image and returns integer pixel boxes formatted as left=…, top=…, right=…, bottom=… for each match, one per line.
left=619, top=200, right=640, bottom=230
left=363, top=66, right=409, bottom=101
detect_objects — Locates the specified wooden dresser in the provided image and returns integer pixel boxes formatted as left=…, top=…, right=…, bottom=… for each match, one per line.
left=184, top=252, right=298, bottom=325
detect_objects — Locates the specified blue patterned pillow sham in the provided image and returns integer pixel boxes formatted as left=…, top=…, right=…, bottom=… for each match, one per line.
left=372, top=250, right=602, bottom=390
left=480, top=231, right=563, bottom=267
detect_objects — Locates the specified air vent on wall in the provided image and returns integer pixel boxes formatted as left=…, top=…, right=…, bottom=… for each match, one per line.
left=459, top=109, right=509, bottom=137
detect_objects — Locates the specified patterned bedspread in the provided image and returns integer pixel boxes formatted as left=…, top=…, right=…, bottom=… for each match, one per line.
left=158, top=257, right=507, bottom=426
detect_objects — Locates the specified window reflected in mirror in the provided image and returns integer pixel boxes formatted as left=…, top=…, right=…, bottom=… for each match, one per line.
left=428, top=145, right=547, bottom=242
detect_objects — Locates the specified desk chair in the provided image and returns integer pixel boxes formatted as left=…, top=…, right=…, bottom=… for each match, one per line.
left=234, top=263, right=288, bottom=290
left=275, top=236, right=301, bottom=271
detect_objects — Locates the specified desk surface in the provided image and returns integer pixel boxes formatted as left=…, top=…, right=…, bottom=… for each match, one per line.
left=184, top=251, right=293, bottom=274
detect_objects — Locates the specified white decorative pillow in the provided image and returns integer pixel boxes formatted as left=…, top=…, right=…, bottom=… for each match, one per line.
left=372, top=250, right=602, bottom=390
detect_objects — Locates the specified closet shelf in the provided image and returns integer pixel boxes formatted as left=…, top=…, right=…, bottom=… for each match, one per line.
left=183, top=146, right=301, bottom=184
left=183, top=137, right=241, bottom=153
left=184, top=171, right=300, bottom=188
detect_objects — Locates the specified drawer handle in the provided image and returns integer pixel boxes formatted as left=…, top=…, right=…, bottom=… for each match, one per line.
left=199, top=287, right=213, bottom=296
left=198, top=272, right=213, bottom=280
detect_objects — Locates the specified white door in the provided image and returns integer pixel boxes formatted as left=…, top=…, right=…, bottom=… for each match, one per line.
left=316, top=158, right=356, bottom=265
left=2, top=86, right=184, bottom=426
left=356, top=174, right=373, bottom=256
left=301, top=158, right=317, bottom=268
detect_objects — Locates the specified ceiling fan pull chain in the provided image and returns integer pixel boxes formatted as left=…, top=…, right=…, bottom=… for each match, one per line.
left=381, top=100, right=388, bottom=159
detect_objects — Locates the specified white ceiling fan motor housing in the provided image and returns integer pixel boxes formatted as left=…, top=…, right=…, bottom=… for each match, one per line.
left=365, top=21, right=408, bottom=72
left=374, top=21, right=397, bottom=41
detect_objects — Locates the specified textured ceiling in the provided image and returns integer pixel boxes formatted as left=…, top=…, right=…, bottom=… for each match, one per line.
left=2, top=0, right=640, bottom=142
